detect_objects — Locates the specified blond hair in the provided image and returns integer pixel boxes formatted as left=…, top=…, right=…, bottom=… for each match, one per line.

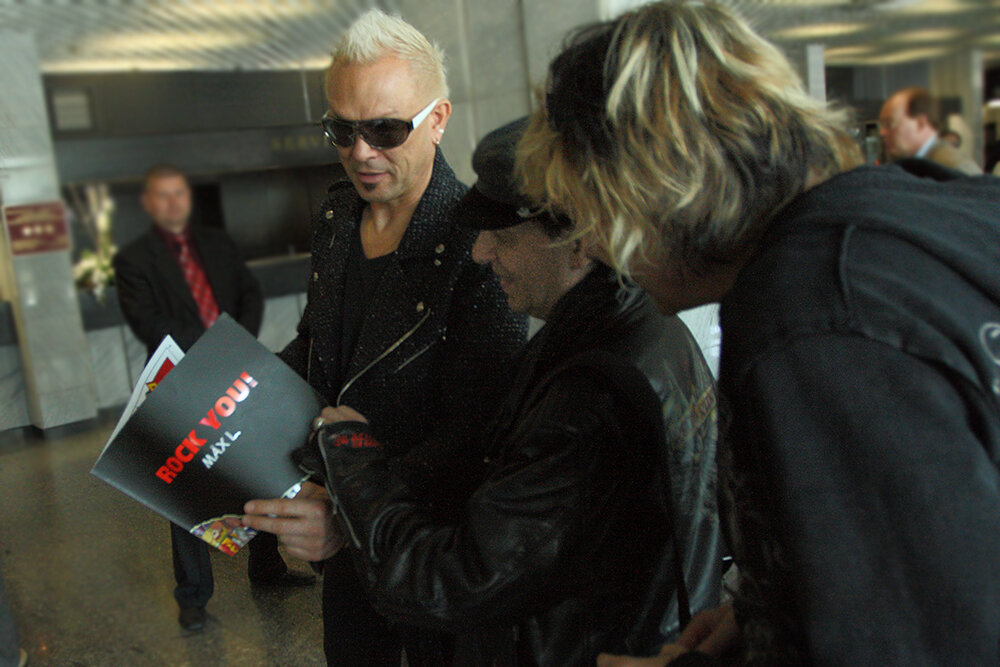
left=327, top=9, right=448, bottom=99
left=517, top=1, right=862, bottom=276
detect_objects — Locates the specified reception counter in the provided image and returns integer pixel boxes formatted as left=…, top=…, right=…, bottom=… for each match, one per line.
left=0, top=254, right=311, bottom=432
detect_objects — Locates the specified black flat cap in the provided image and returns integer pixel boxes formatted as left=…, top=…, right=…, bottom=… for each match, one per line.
left=452, top=117, right=536, bottom=231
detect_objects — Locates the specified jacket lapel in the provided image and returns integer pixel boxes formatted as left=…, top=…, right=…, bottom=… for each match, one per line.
left=307, top=192, right=359, bottom=390
left=346, top=151, right=458, bottom=379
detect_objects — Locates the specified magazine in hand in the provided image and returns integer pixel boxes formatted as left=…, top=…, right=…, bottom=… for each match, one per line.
left=92, top=314, right=323, bottom=555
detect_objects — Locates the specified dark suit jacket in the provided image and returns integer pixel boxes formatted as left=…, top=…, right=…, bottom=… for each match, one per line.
left=113, top=225, right=263, bottom=357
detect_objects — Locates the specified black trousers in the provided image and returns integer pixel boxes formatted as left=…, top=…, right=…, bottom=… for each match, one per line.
left=170, top=522, right=287, bottom=609
left=322, top=549, right=454, bottom=666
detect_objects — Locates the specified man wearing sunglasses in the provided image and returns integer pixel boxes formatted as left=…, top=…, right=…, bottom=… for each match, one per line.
left=243, top=9, right=525, bottom=666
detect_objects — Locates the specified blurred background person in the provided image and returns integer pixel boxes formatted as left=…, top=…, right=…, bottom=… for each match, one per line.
left=878, top=86, right=982, bottom=175
left=939, top=128, right=962, bottom=149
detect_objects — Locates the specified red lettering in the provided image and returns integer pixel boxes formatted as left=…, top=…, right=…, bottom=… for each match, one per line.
left=176, top=443, right=196, bottom=462
left=184, top=430, right=207, bottom=450
left=157, top=376, right=256, bottom=485
left=199, top=409, right=221, bottom=430
left=216, top=396, right=236, bottom=417
left=227, top=379, right=249, bottom=402
left=333, top=432, right=379, bottom=449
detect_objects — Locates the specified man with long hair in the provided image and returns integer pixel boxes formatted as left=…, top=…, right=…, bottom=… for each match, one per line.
left=517, top=2, right=1000, bottom=664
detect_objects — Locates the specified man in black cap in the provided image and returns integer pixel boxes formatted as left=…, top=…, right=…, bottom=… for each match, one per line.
left=246, top=118, right=722, bottom=665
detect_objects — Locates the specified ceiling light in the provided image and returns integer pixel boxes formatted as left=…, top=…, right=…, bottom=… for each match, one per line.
left=866, top=46, right=952, bottom=64
left=727, top=0, right=853, bottom=5
left=883, top=0, right=982, bottom=15
left=81, top=31, right=253, bottom=56
left=822, top=45, right=878, bottom=64
left=771, top=22, right=869, bottom=40
left=824, top=45, right=877, bottom=57
left=43, top=58, right=203, bottom=74
left=887, top=27, right=964, bottom=43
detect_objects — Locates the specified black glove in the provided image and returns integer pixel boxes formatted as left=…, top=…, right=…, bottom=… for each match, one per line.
left=296, top=420, right=387, bottom=553
left=313, top=420, right=383, bottom=480
left=293, top=419, right=382, bottom=485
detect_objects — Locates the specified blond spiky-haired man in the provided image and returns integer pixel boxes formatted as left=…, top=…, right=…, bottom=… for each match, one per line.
left=242, top=9, right=526, bottom=665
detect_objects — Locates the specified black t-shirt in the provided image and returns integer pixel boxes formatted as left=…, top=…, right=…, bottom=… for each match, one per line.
left=340, top=223, right=394, bottom=379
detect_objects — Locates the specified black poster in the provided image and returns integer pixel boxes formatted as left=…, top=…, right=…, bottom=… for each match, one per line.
left=92, top=314, right=323, bottom=554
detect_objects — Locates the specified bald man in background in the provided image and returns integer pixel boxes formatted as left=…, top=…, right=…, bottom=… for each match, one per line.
left=879, top=87, right=982, bottom=175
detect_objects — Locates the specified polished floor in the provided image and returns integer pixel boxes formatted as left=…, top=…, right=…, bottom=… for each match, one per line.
left=0, top=413, right=325, bottom=666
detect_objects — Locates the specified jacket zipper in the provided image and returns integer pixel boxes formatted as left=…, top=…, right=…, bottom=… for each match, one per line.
left=394, top=339, right=437, bottom=373
left=306, top=338, right=314, bottom=385
left=337, top=308, right=432, bottom=405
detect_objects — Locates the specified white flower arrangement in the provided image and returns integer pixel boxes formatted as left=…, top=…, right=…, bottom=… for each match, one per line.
left=70, top=183, right=117, bottom=301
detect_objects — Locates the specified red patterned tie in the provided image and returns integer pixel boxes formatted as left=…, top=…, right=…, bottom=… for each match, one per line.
left=177, top=237, right=219, bottom=328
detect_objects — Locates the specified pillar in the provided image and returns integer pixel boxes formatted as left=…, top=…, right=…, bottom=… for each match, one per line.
left=0, top=32, right=98, bottom=430
left=930, top=49, right=984, bottom=168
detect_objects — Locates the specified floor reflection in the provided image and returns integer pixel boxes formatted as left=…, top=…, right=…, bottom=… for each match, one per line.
left=0, top=415, right=324, bottom=666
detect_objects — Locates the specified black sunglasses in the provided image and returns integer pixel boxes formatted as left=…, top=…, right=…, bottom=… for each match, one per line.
left=321, top=98, right=440, bottom=150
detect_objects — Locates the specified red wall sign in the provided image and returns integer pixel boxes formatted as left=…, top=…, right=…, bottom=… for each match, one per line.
left=4, top=202, right=70, bottom=256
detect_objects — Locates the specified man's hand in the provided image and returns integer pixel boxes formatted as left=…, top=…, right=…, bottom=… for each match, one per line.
left=596, top=603, right=740, bottom=666
left=596, top=642, right=689, bottom=666
left=318, top=405, right=368, bottom=425
left=677, top=603, right=739, bottom=656
left=243, top=481, right=345, bottom=562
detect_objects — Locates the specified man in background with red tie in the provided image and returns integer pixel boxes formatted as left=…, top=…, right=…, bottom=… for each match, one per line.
left=113, top=164, right=315, bottom=634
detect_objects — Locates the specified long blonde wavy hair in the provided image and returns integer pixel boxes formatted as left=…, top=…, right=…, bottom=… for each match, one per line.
left=516, top=0, right=863, bottom=276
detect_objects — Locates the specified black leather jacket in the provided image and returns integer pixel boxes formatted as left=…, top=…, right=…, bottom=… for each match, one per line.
left=280, top=149, right=527, bottom=492
left=320, top=265, right=719, bottom=666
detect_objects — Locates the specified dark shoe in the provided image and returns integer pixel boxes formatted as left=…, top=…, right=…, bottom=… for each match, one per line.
left=249, top=570, right=316, bottom=587
left=178, top=606, right=206, bottom=632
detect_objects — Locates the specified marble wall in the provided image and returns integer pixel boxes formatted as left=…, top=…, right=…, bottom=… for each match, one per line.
left=397, top=0, right=601, bottom=185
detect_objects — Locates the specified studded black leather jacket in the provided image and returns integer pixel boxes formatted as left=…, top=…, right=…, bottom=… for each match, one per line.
left=279, top=148, right=527, bottom=496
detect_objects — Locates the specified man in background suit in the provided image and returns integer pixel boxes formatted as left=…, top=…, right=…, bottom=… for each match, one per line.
left=879, top=86, right=982, bottom=175
left=113, top=164, right=315, bottom=634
